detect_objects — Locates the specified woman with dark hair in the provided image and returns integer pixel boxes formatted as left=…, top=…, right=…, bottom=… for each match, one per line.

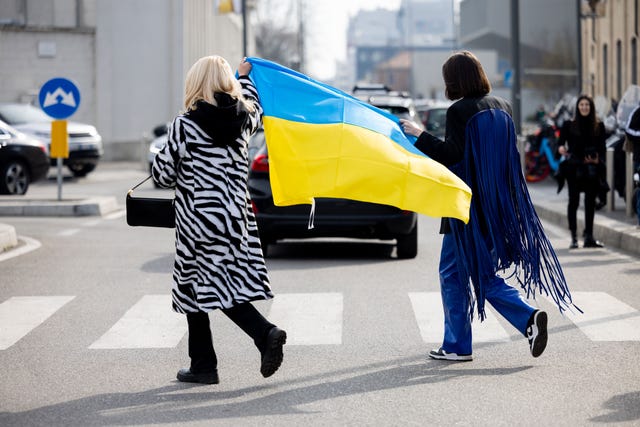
left=400, top=50, right=575, bottom=362
left=557, top=95, right=606, bottom=248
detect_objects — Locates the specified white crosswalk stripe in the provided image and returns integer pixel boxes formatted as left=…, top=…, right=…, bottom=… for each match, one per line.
left=1, top=291, right=639, bottom=350
left=562, top=292, right=640, bottom=341
left=0, top=296, right=75, bottom=350
left=89, top=295, right=187, bottom=349
left=267, top=293, right=343, bottom=345
left=408, top=292, right=512, bottom=343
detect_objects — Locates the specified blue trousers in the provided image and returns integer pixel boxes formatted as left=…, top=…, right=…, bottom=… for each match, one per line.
left=438, top=233, right=536, bottom=355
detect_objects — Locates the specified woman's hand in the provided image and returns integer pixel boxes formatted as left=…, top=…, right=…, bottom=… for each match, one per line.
left=584, top=153, right=599, bottom=164
left=238, top=58, right=252, bottom=76
left=400, top=119, right=423, bottom=137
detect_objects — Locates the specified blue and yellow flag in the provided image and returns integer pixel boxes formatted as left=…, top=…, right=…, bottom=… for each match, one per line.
left=247, top=57, right=472, bottom=222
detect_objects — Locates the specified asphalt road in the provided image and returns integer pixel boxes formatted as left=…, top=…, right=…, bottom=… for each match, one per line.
left=1, top=163, right=639, bottom=426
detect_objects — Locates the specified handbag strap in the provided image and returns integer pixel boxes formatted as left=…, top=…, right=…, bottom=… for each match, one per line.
left=127, top=175, right=152, bottom=196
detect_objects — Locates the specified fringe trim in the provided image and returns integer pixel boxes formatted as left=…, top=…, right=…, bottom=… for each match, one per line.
left=450, top=109, right=581, bottom=321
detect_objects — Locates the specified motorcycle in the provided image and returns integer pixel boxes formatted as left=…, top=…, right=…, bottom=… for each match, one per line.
left=524, top=117, right=562, bottom=183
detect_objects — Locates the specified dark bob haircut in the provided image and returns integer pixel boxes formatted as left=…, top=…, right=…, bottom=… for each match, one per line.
left=442, top=51, right=491, bottom=100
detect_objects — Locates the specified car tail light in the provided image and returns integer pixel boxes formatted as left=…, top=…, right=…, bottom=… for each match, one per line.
left=251, top=153, right=269, bottom=172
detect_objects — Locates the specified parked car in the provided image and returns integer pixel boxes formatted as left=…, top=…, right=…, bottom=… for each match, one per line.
left=0, top=103, right=103, bottom=177
left=415, top=100, right=451, bottom=139
left=0, top=119, right=50, bottom=195
left=353, top=86, right=422, bottom=128
left=248, top=127, right=419, bottom=259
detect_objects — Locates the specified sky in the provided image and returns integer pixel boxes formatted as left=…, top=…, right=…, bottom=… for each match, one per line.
left=302, top=0, right=402, bottom=80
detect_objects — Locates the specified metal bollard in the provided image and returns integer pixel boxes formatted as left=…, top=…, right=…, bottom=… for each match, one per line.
left=606, top=147, right=615, bottom=211
left=517, top=135, right=526, bottom=176
left=626, top=152, right=634, bottom=217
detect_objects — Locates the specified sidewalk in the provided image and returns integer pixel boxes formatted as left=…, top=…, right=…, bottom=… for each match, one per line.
left=526, top=179, right=640, bottom=256
left=1, top=167, right=639, bottom=257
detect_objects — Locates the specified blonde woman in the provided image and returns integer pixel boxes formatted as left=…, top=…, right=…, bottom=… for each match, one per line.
left=152, top=56, right=286, bottom=384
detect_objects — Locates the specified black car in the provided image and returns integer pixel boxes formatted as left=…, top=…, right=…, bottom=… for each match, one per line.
left=0, top=103, right=103, bottom=177
left=0, top=119, right=50, bottom=195
left=248, top=129, right=418, bottom=258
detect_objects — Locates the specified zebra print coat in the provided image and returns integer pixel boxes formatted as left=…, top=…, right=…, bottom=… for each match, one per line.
left=151, top=76, right=273, bottom=313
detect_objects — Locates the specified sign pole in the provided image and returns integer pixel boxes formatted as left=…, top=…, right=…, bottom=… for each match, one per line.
left=57, top=158, right=63, bottom=200
left=50, top=119, right=68, bottom=201
left=38, top=77, right=80, bottom=201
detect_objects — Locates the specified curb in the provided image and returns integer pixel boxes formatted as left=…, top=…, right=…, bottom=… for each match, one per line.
left=534, top=200, right=640, bottom=257
left=0, top=223, right=18, bottom=252
left=0, top=196, right=119, bottom=217
left=0, top=196, right=119, bottom=253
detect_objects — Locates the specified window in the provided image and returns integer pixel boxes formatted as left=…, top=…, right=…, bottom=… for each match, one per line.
left=633, top=38, right=638, bottom=85
left=617, top=40, right=622, bottom=100
left=603, top=44, right=608, bottom=98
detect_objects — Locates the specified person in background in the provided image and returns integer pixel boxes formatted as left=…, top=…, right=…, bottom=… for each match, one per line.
left=400, top=51, right=577, bottom=362
left=557, top=95, right=606, bottom=249
left=624, top=104, right=640, bottom=227
left=152, top=55, right=286, bottom=384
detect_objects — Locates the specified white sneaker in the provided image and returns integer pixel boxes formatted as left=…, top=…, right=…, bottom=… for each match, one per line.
left=428, top=348, right=473, bottom=361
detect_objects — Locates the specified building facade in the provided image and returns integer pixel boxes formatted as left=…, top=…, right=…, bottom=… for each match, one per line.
left=0, top=0, right=97, bottom=124
left=0, top=0, right=248, bottom=160
left=581, top=0, right=640, bottom=102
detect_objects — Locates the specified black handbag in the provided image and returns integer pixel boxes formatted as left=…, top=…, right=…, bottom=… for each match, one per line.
left=126, top=175, right=176, bottom=228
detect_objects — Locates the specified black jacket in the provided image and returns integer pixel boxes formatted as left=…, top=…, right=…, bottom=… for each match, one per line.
left=414, top=95, right=512, bottom=232
left=556, top=120, right=606, bottom=193
left=415, top=95, right=512, bottom=167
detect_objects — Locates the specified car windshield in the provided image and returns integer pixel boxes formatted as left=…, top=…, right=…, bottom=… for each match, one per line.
left=375, top=105, right=413, bottom=121
left=0, top=104, right=51, bottom=125
left=425, top=108, right=447, bottom=132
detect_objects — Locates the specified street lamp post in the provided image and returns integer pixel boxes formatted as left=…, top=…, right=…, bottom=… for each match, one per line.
left=242, top=0, right=247, bottom=57
left=510, top=0, right=521, bottom=134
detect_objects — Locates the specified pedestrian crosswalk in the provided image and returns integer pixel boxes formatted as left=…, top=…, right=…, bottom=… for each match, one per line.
left=409, top=292, right=512, bottom=343
left=89, top=295, right=186, bottom=349
left=0, top=291, right=639, bottom=351
left=0, top=296, right=75, bottom=350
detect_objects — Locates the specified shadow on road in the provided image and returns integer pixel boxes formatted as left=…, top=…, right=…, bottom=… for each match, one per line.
left=0, top=355, right=532, bottom=426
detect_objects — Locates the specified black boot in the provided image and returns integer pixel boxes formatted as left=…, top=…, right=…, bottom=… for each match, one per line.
left=569, top=232, right=578, bottom=249
left=177, top=368, right=219, bottom=384
left=584, top=235, right=604, bottom=248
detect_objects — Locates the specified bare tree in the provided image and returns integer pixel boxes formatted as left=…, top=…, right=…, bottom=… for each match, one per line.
left=252, top=0, right=301, bottom=70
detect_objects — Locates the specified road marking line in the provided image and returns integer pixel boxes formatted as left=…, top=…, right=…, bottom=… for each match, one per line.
left=408, top=292, right=511, bottom=343
left=563, top=292, right=640, bottom=341
left=267, top=293, right=343, bottom=345
left=104, top=210, right=126, bottom=220
left=0, top=296, right=75, bottom=350
left=89, top=295, right=186, bottom=349
left=0, top=236, right=41, bottom=262
left=57, top=228, right=80, bottom=237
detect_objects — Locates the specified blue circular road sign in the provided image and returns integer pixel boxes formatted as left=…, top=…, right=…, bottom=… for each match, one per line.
left=38, top=78, right=81, bottom=119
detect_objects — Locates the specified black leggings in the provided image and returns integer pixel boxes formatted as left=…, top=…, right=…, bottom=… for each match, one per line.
left=186, top=302, right=274, bottom=373
left=567, top=181, right=597, bottom=236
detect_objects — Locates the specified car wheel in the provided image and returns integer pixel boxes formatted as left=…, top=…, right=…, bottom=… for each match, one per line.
left=68, top=163, right=96, bottom=177
left=0, top=160, right=30, bottom=195
left=396, top=223, right=418, bottom=259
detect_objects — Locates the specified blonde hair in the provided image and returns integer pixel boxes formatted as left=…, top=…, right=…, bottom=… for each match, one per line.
left=183, top=55, right=255, bottom=112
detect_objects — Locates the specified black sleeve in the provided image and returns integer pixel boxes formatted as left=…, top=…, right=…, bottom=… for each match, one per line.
left=413, top=106, right=464, bottom=166
left=558, top=122, right=571, bottom=153
left=596, top=122, right=606, bottom=161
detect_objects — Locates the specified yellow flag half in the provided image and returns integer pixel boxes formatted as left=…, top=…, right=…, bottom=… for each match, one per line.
left=247, top=57, right=471, bottom=223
